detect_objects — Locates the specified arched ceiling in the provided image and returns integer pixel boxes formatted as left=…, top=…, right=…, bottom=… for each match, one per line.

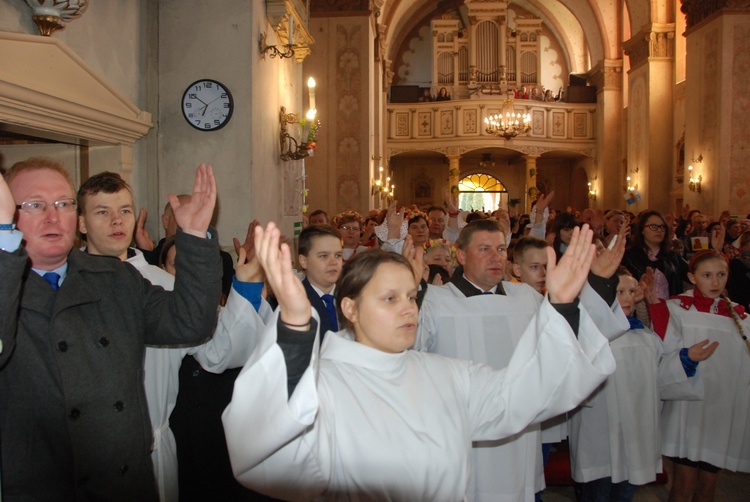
left=380, top=0, right=655, bottom=72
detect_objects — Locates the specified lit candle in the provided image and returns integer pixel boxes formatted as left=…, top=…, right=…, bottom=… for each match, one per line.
left=308, top=77, right=317, bottom=111
left=288, top=13, right=294, bottom=45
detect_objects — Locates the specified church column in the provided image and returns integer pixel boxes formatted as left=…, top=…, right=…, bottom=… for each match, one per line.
left=523, top=154, right=540, bottom=213
left=446, top=153, right=462, bottom=206
left=624, top=24, right=675, bottom=212
left=305, top=3, right=376, bottom=216
left=586, top=59, right=623, bottom=211
left=681, top=1, right=750, bottom=215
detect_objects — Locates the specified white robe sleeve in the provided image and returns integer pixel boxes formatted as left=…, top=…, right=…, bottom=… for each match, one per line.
left=469, top=299, right=616, bottom=440
left=657, top=308, right=704, bottom=400
left=222, top=308, right=329, bottom=499
left=187, top=286, right=267, bottom=373
left=579, top=281, right=629, bottom=342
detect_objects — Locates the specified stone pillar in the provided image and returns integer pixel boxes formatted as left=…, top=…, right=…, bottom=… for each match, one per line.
left=681, top=0, right=750, bottom=215
left=306, top=7, right=375, bottom=215
left=523, top=154, right=540, bottom=213
left=586, top=59, right=623, bottom=211
left=446, top=153, right=461, bottom=206
left=624, top=24, right=675, bottom=213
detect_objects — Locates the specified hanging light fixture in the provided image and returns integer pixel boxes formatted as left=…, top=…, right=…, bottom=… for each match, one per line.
left=484, top=92, right=531, bottom=140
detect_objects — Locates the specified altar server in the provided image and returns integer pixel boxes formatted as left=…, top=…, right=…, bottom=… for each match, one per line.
left=222, top=222, right=616, bottom=501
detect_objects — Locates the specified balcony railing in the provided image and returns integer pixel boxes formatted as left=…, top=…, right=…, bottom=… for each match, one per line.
left=386, top=98, right=596, bottom=154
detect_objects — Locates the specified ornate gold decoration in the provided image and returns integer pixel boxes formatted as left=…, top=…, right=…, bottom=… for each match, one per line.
left=24, top=0, right=88, bottom=37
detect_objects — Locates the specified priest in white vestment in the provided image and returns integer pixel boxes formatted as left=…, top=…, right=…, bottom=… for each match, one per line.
left=414, top=219, right=629, bottom=502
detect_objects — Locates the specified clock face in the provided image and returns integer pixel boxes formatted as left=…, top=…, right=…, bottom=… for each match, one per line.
left=181, top=79, right=233, bottom=131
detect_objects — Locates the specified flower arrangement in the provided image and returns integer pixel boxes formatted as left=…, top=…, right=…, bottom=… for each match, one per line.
left=333, top=210, right=364, bottom=228
left=423, top=238, right=458, bottom=266
left=405, top=208, right=429, bottom=224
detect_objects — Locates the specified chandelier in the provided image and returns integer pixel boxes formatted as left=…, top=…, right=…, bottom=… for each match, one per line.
left=484, top=95, right=531, bottom=140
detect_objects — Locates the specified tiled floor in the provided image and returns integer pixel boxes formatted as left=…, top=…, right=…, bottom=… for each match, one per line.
left=542, top=460, right=750, bottom=501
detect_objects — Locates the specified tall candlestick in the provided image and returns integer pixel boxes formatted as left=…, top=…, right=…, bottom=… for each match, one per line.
left=308, top=77, right=317, bottom=111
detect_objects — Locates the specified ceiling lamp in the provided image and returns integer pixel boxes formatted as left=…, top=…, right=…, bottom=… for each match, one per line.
left=484, top=93, right=531, bottom=140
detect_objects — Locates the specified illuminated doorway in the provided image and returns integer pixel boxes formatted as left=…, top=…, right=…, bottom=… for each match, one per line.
left=457, top=173, right=508, bottom=212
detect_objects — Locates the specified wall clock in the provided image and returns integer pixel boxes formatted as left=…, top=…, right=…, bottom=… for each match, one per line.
left=181, top=79, right=233, bottom=131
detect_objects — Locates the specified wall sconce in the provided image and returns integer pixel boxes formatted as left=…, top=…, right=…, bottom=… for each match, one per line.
left=688, top=165, right=702, bottom=193
left=371, top=165, right=395, bottom=200
left=280, top=77, right=320, bottom=161
left=587, top=181, right=597, bottom=201
left=259, top=12, right=295, bottom=59
left=688, top=153, right=702, bottom=193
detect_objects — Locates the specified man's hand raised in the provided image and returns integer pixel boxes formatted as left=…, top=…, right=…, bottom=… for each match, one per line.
left=169, top=163, right=217, bottom=238
left=545, top=224, right=596, bottom=304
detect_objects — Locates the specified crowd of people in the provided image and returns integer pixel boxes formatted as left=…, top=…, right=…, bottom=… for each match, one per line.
left=1, top=156, right=748, bottom=501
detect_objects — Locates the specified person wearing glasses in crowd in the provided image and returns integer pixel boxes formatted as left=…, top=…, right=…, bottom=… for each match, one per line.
left=0, top=157, right=222, bottom=501
left=622, top=210, right=689, bottom=301
left=333, top=210, right=369, bottom=262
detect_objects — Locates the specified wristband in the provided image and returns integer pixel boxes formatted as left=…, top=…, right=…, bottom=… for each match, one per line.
left=280, top=318, right=312, bottom=328
left=448, top=211, right=460, bottom=217
left=0, top=223, right=15, bottom=231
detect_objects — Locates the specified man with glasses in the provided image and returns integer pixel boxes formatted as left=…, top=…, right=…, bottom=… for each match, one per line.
left=0, top=157, right=222, bottom=501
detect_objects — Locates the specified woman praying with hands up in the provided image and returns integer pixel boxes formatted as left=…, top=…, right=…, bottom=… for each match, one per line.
left=222, top=222, right=616, bottom=501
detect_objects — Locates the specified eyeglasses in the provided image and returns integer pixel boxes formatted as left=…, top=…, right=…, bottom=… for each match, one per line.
left=16, top=199, right=77, bottom=215
left=645, top=224, right=667, bottom=231
left=341, top=226, right=360, bottom=232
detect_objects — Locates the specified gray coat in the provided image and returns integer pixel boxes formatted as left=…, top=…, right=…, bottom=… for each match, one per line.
left=0, top=230, right=222, bottom=501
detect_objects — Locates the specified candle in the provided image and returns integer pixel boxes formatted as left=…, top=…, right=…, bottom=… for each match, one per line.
left=288, top=13, right=294, bottom=45
left=308, top=77, right=317, bottom=111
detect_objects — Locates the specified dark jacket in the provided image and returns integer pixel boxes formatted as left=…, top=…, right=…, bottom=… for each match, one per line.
left=302, top=277, right=337, bottom=337
left=0, top=230, right=221, bottom=501
left=622, top=246, right=688, bottom=297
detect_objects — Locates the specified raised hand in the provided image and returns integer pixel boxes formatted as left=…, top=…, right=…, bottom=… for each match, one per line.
left=254, top=222, right=310, bottom=328
left=590, top=221, right=627, bottom=278
left=169, top=163, right=217, bottom=238
left=710, top=222, right=725, bottom=251
left=442, top=187, right=458, bottom=213
left=431, top=272, right=444, bottom=286
left=0, top=175, right=15, bottom=226
left=386, top=201, right=405, bottom=240
left=545, top=224, right=596, bottom=304
left=401, top=234, right=425, bottom=287
left=235, top=246, right=264, bottom=283
left=533, top=192, right=554, bottom=223
left=234, top=220, right=260, bottom=260
left=687, top=338, right=719, bottom=362
left=134, top=208, right=155, bottom=251
left=639, top=267, right=658, bottom=304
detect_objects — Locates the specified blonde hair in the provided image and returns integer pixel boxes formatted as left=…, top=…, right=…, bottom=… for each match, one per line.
left=4, top=157, right=74, bottom=190
left=720, top=294, right=750, bottom=353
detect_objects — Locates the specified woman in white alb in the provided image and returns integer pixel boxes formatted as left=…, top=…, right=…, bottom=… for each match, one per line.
left=222, top=223, right=617, bottom=501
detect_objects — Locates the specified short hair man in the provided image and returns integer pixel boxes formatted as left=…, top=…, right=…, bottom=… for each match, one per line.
left=308, top=209, right=329, bottom=226
left=0, top=158, right=221, bottom=500
left=426, top=205, right=447, bottom=240
left=298, top=225, right=344, bottom=335
left=77, top=172, right=265, bottom=501
left=416, top=218, right=628, bottom=501
left=512, top=236, right=549, bottom=295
